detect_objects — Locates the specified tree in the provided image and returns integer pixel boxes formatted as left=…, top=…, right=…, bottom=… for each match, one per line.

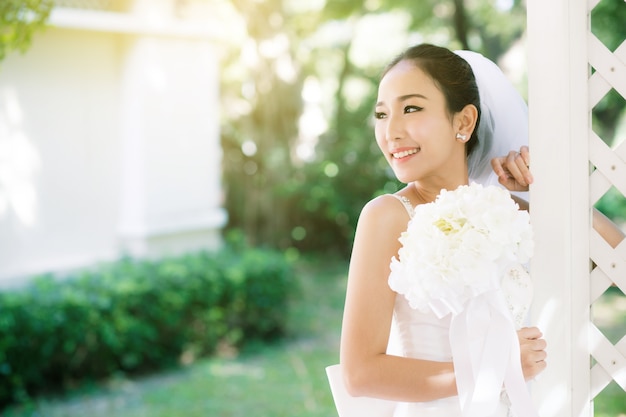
left=220, top=1, right=530, bottom=254
left=0, top=0, right=53, bottom=62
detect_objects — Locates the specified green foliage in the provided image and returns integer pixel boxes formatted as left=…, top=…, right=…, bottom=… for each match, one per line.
left=0, top=0, right=53, bottom=61
left=590, top=0, right=626, bottom=144
left=0, top=246, right=294, bottom=410
left=287, top=73, right=402, bottom=254
left=221, top=1, right=531, bottom=256
left=595, top=187, right=626, bottom=223
left=220, top=0, right=626, bottom=255
left=591, top=0, right=626, bottom=222
left=591, top=0, right=626, bottom=51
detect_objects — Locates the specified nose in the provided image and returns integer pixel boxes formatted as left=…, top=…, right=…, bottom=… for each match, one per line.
left=385, top=113, right=404, bottom=142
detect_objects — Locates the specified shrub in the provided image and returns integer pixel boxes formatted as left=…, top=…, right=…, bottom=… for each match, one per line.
left=0, top=246, right=294, bottom=409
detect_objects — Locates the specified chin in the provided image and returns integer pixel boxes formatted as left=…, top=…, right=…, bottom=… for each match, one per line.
left=393, top=172, right=415, bottom=184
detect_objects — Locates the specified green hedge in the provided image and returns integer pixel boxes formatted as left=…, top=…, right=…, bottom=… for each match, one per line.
left=0, top=246, right=294, bottom=409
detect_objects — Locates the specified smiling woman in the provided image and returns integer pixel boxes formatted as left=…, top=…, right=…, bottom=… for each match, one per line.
left=328, top=44, right=546, bottom=417
left=372, top=54, right=477, bottom=189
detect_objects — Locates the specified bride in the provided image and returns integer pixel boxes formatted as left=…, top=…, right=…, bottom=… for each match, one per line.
left=327, top=44, right=548, bottom=417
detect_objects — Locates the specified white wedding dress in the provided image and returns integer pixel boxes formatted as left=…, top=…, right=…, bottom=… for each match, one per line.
left=326, top=195, right=533, bottom=417
left=327, top=49, right=534, bottom=417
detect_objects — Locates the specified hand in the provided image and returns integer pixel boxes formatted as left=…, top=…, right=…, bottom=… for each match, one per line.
left=491, top=146, right=533, bottom=191
left=518, top=326, right=547, bottom=380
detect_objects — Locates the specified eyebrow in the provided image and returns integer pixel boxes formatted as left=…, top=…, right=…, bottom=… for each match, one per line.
left=375, top=93, right=428, bottom=108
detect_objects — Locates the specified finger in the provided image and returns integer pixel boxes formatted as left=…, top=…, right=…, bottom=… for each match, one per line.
left=521, top=353, right=547, bottom=380
left=518, top=326, right=543, bottom=340
left=533, top=359, right=547, bottom=373
left=519, top=146, right=533, bottom=185
left=530, top=338, right=547, bottom=351
left=514, top=154, right=533, bottom=186
left=537, top=346, right=548, bottom=359
left=491, top=156, right=506, bottom=178
left=520, top=146, right=530, bottom=166
left=526, top=349, right=547, bottom=365
left=504, top=151, right=527, bottom=188
left=514, top=150, right=533, bottom=185
left=492, top=157, right=517, bottom=189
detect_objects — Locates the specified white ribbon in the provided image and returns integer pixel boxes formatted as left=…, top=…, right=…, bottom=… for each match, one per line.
left=448, top=290, right=540, bottom=417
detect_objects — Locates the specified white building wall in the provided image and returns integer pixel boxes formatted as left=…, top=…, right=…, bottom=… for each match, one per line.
left=0, top=5, right=226, bottom=287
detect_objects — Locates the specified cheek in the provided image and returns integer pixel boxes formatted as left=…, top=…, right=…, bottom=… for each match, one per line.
left=374, top=123, right=386, bottom=152
left=414, top=118, right=452, bottom=144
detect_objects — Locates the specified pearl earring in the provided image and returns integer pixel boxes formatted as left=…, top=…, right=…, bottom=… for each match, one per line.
left=456, top=133, right=467, bottom=141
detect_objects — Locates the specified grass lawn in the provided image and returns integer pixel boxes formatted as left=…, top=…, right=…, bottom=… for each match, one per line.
left=3, top=257, right=625, bottom=416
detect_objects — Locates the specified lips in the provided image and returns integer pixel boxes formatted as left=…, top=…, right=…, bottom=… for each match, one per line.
left=391, top=147, right=420, bottom=159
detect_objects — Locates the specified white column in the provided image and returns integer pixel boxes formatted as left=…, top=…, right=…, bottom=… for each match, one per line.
left=527, top=1, right=591, bottom=417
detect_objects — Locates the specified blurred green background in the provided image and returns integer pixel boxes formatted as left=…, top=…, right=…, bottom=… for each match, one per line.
left=2, top=0, right=625, bottom=416
left=5, top=0, right=625, bottom=255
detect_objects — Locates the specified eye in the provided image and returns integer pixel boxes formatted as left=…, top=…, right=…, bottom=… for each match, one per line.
left=404, top=105, right=423, bottom=114
left=374, top=111, right=387, bottom=119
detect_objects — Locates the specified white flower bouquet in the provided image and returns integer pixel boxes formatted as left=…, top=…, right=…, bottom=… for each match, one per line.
left=388, top=182, right=538, bottom=417
left=389, top=182, right=533, bottom=317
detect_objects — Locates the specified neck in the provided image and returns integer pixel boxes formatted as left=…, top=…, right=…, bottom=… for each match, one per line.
left=411, top=175, right=469, bottom=204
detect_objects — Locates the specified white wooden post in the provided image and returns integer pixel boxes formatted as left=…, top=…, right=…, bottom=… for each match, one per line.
left=527, top=1, right=591, bottom=416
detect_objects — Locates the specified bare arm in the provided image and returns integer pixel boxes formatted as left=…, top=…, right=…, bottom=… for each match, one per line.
left=340, top=195, right=457, bottom=402
left=339, top=194, right=547, bottom=401
left=593, top=208, right=625, bottom=248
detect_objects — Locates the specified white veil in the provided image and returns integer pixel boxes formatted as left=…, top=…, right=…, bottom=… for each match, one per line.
left=454, top=50, right=529, bottom=190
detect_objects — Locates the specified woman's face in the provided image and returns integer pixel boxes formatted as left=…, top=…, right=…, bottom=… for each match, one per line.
left=374, top=60, right=462, bottom=184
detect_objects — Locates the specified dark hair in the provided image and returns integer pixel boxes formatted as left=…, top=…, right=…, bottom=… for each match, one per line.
left=382, top=44, right=481, bottom=157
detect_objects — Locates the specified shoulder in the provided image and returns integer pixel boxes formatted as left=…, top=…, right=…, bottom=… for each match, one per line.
left=361, top=193, right=407, bottom=216
left=357, top=194, right=411, bottom=235
left=349, top=194, right=412, bottom=279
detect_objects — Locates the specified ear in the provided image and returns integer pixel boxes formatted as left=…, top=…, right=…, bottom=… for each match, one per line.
left=454, top=104, right=478, bottom=141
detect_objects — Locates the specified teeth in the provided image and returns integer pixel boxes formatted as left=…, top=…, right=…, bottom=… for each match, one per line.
left=392, top=148, right=419, bottom=159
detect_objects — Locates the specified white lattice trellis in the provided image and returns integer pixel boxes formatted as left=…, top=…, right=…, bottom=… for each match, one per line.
left=587, top=0, right=626, bottom=405
left=528, top=0, right=625, bottom=416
